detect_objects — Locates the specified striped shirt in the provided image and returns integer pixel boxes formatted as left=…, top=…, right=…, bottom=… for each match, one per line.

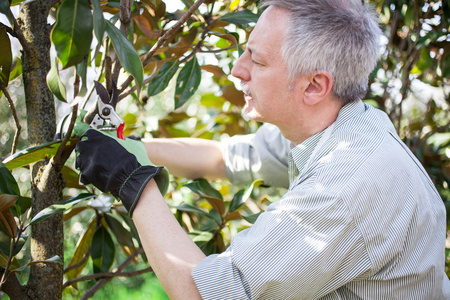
left=192, top=100, right=450, bottom=299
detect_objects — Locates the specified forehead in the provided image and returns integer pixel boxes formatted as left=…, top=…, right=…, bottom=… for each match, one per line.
left=247, top=6, right=290, bottom=58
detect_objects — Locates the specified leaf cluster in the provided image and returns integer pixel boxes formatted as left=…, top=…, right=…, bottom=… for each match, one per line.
left=0, top=0, right=448, bottom=298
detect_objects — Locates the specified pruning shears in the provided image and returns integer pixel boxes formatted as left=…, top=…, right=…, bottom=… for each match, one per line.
left=83, top=81, right=125, bottom=140
left=55, top=81, right=125, bottom=140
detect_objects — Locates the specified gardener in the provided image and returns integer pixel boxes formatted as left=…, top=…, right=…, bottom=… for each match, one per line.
left=75, top=0, right=450, bottom=299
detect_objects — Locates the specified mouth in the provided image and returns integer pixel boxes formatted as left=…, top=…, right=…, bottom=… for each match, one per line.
left=244, top=93, right=253, bottom=102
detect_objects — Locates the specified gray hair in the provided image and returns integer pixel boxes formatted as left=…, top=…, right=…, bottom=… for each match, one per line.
left=260, top=0, right=382, bottom=104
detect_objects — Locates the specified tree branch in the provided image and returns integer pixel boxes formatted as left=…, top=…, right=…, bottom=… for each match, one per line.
left=118, top=0, right=206, bottom=94
left=0, top=267, right=26, bottom=299
left=9, top=9, right=32, bottom=55
left=0, top=79, right=22, bottom=155
left=0, top=22, right=13, bottom=35
left=112, top=0, right=133, bottom=86
left=80, top=247, right=145, bottom=299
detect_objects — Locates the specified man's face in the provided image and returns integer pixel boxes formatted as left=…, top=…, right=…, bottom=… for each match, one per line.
left=231, top=6, right=297, bottom=124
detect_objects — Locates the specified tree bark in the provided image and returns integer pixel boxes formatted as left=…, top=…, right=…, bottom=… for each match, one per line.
left=18, top=2, right=64, bottom=299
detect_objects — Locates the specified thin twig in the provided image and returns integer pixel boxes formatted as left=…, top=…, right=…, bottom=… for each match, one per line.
left=63, top=248, right=91, bottom=274
left=63, top=266, right=153, bottom=289
left=180, top=0, right=216, bottom=64
left=118, top=72, right=158, bottom=100
left=80, top=248, right=144, bottom=299
left=53, top=74, right=80, bottom=168
left=0, top=79, right=22, bottom=155
left=0, top=217, right=26, bottom=289
left=118, top=0, right=206, bottom=94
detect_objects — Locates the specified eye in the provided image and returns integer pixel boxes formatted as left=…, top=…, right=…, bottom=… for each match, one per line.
left=252, top=59, right=263, bottom=66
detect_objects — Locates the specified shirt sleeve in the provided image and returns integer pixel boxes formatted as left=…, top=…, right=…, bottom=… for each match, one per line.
left=221, top=123, right=291, bottom=188
left=191, top=186, right=373, bottom=299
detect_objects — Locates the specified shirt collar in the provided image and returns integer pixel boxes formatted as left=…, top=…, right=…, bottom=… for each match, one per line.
left=290, top=100, right=366, bottom=175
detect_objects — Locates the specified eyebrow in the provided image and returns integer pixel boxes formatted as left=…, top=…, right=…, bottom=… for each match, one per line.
left=247, top=46, right=259, bottom=57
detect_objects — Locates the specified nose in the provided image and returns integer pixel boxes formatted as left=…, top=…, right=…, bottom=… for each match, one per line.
left=231, top=49, right=251, bottom=82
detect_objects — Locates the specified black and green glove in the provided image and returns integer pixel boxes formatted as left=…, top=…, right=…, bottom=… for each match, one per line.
left=75, top=129, right=169, bottom=216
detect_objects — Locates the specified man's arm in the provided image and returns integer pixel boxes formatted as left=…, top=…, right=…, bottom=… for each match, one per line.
left=143, top=138, right=227, bottom=180
left=133, top=179, right=206, bottom=300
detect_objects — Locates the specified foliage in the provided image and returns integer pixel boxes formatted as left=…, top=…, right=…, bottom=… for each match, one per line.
left=0, top=0, right=448, bottom=298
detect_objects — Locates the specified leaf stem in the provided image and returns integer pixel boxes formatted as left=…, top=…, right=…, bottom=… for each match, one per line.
left=0, top=79, right=22, bottom=155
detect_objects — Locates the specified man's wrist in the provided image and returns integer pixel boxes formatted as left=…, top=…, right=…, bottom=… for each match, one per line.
left=119, top=165, right=164, bottom=216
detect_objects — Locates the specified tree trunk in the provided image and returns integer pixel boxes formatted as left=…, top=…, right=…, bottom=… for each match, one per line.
left=19, top=2, right=64, bottom=299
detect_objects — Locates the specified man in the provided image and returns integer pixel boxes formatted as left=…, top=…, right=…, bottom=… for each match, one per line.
left=76, top=0, right=450, bottom=299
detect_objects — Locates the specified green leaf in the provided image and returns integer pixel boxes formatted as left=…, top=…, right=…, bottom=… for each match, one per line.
left=9, top=255, right=63, bottom=275
left=242, top=212, right=263, bottom=224
left=46, top=58, right=67, bottom=102
left=11, top=0, right=27, bottom=5
left=0, top=251, right=20, bottom=270
left=175, top=55, right=201, bottom=109
left=442, top=54, right=450, bottom=78
left=104, top=214, right=134, bottom=249
left=171, top=203, right=216, bottom=220
left=229, top=179, right=263, bottom=212
left=66, top=218, right=96, bottom=287
left=2, top=138, right=78, bottom=170
left=118, top=211, right=141, bottom=247
left=0, top=194, right=17, bottom=212
left=60, top=165, right=85, bottom=189
left=443, top=0, right=450, bottom=25
left=416, top=31, right=448, bottom=50
left=51, top=0, right=93, bottom=68
left=91, top=226, right=115, bottom=274
left=9, top=56, right=21, bottom=81
left=105, top=20, right=143, bottom=88
left=0, top=27, right=12, bottom=87
left=76, top=55, right=88, bottom=96
left=188, top=230, right=214, bottom=248
left=218, top=9, right=260, bottom=25
left=183, top=179, right=223, bottom=200
left=201, top=233, right=225, bottom=255
left=29, top=193, right=95, bottom=225
left=209, top=31, right=238, bottom=50
left=0, top=162, right=20, bottom=196
left=183, top=179, right=225, bottom=215
left=92, top=0, right=106, bottom=43
left=412, top=48, right=434, bottom=74
left=0, top=231, right=26, bottom=257
left=12, top=196, right=31, bottom=217
left=0, top=0, right=14, bottom=26
left=147, top=60, right=179, bottom=96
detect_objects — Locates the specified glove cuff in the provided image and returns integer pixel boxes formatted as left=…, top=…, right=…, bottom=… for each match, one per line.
left=118, top=165, right=164, bottom=216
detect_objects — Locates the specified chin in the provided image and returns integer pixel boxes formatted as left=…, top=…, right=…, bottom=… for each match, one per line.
left=241, top=103, right=264, bottom=122
left=241, top=110, right=264, bottom=122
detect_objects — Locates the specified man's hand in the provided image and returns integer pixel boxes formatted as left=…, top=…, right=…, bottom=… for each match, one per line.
left=75, top=129, right=169, bottom=216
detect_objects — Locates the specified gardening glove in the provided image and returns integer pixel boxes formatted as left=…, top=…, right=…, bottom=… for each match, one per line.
left=75, top=129, right=169, bottom=216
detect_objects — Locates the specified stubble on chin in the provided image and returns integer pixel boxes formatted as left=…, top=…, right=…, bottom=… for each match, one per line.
left=241, top=109, right=251, bottom=122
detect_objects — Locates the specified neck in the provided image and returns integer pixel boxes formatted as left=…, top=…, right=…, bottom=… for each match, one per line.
left=279, top=99, right=343, bottom=145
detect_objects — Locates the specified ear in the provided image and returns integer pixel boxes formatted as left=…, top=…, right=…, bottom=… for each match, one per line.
left=303, top=72, right=333, bottom=106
